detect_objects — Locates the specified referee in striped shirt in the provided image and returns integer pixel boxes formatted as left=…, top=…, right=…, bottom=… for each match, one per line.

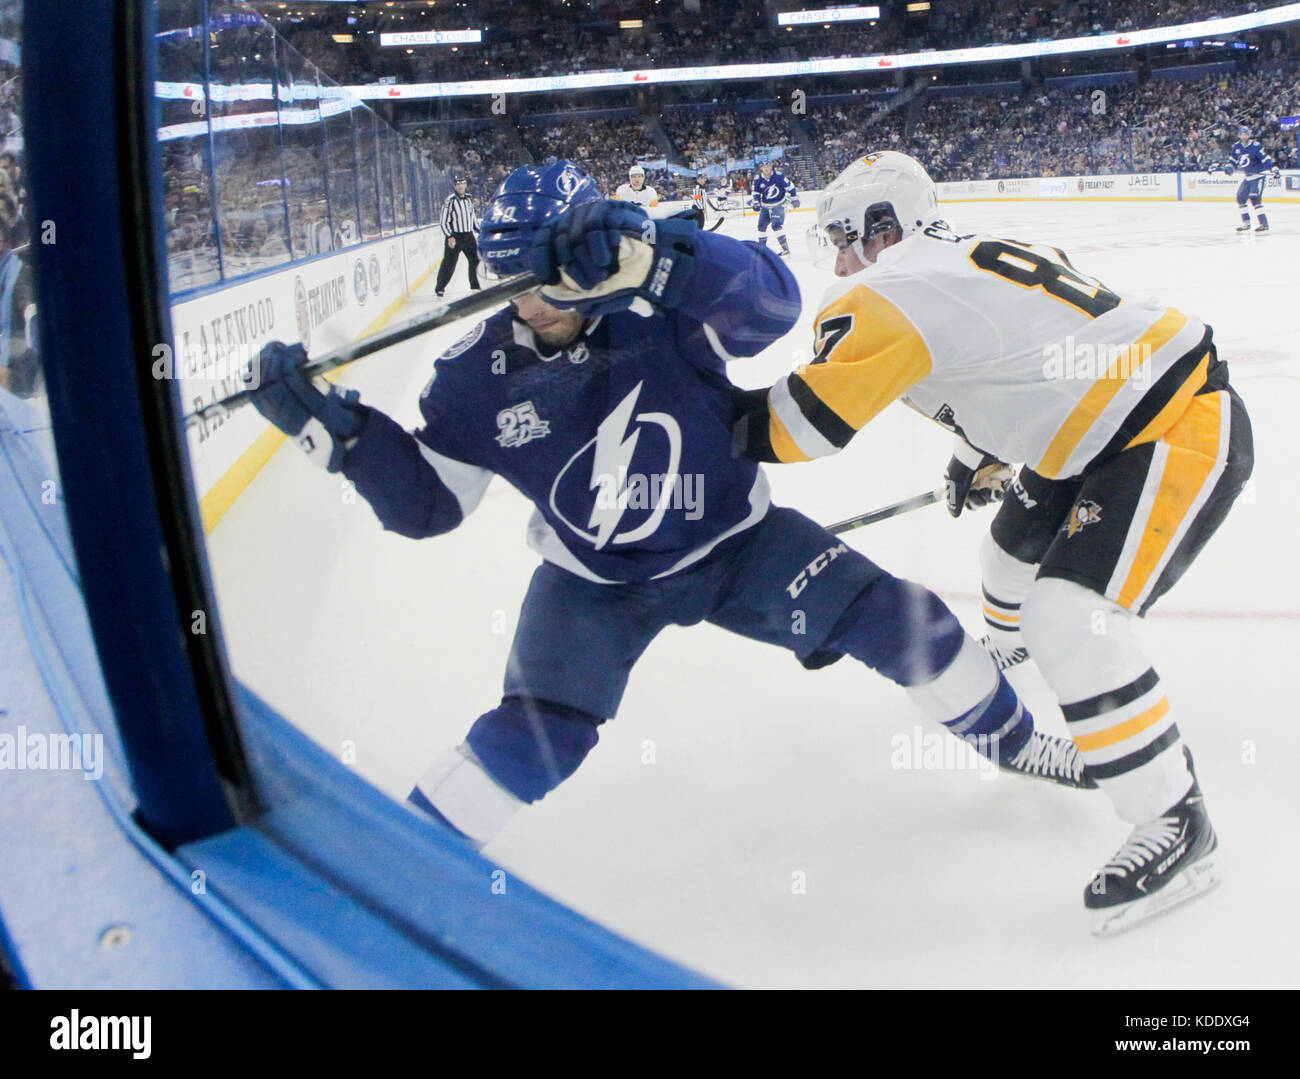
left=435, top=176, right=480, bottom=297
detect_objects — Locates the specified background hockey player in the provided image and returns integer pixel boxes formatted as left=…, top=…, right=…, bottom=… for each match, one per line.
left=1224, top=123, right=1280, bottom=233
left=614, top=163, right=658, bottom=208
left=735, top=150, right=1254, bottom=935
left=751, top=160, right=798, bottom=257
left=245, top=160, right=1090, bottom=853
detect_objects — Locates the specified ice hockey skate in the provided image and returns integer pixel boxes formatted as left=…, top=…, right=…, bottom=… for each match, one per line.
left=1085, top=752, right=1221, bottom=936
left=1000, top=731, right=1096, bottom=789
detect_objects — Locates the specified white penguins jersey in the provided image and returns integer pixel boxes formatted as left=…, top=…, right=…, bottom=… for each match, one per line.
left=763, top=221, right=1214, bottom=480
left=614, top=182, right=659, bottom=208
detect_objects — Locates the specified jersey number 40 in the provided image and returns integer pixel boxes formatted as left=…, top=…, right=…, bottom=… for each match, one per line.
left=969, top=239, right=1121, bottom=319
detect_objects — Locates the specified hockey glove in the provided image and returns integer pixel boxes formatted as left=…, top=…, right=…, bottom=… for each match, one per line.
left=529, top=199, right=649, bottom=291
left=1272, top=166, right=1282, bottom=180
left=245, top=341, right=364, bottom=473
left=534, top=201, right=697, bottom=317
left=790, top=196, right=801, bottom=209
left=944, top=436, right=1012, bottom=517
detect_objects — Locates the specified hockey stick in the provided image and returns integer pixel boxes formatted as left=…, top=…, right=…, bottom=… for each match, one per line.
left=183, top=271, right=541, bottom=428
left=827, top=487, right=947, bottom=535
left=706, top=216, right=726, bottom=232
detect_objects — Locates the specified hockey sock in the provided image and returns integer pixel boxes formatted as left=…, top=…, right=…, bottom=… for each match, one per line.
left=1021, top=577, right=1193, bottom=822
left=1240, top=210, right=1251, bottom=225
left=1258, top=212, right=1269, bottom=227
left=979, top=532, right=1037, bottom=653
left=777, top=232, right=790, bottom=253
left=409, top=743, right=524, bottom=847
left=824, top=575, right=1034, bottom=762
left=758, top=236, right=768, bottom=248
left=465, top=695, right=603, bottom=802
left=907, top=635, right=1033, bottom=763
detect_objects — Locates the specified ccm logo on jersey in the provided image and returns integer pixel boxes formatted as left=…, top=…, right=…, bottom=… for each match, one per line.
left=1011, top=476, right=1038, bottom=509
left=787, top=542, right=849, bottom=598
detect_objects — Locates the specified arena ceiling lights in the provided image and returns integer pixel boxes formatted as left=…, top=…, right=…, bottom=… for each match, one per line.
left=343, top=1, right=1300, bottom=98
left=156, top=2, right=1300, bottom=103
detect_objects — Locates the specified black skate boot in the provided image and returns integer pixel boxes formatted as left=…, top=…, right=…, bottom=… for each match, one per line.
left=1000, top=731, right=1096, bottom=789
left=980, top=634, right=1029, bottom=672
left=1255, top=222, right=1270, bottom=233
left=1235, top=223, right=1252, bottom=232
left=1085, top=751, right=1220, bottom=936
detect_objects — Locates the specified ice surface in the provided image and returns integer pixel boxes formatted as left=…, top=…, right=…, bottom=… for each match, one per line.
left=206, top=200, right=1300, bottom=988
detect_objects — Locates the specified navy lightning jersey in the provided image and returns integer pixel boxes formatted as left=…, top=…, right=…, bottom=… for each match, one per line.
left=752, top=170, right=797, bottom=208
left=341, top=230, right=801, bottom=583
left=1231, top=140, right=1275, bottom=177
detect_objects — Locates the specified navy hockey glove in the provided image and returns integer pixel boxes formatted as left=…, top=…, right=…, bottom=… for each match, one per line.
left=245, top=341, right=364, bottom=473
left=529, top=199, right=650, bottom=291
left=535, top=202, right=697, bottom=317
left=790, top=196, right=801, bottom=209
left=944, top=437, right=1012, bottom=517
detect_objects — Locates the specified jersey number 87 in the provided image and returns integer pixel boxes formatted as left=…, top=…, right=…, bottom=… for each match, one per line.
left=969, top=239, right=1121, bottom=320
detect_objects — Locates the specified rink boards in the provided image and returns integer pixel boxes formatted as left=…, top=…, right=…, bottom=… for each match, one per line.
left=183, top=168, right=1299, bottom=535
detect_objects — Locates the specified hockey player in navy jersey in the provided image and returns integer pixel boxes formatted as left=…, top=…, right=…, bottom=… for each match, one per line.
left=246, top=161, right=1092, bottom=851
left=1226, top=124, right=1280, bottom=233
left=751, top=160, right=798, bottom=256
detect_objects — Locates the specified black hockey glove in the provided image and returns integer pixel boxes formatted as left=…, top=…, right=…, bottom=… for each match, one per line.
left=944, top=436, right=1012, bottom=517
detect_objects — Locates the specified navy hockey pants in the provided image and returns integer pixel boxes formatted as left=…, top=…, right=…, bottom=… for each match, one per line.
left=464, top=507, right=968, bottom=802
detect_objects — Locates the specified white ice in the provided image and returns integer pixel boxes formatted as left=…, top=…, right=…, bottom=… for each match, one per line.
left=206, top=199, right=1300, bottom=989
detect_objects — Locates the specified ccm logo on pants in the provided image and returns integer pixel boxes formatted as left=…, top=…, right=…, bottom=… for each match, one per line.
left=787, top=542, right=849, bottom=598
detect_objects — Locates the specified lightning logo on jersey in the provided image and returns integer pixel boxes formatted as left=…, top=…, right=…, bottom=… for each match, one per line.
left=553, top=381, right=686, bottom=550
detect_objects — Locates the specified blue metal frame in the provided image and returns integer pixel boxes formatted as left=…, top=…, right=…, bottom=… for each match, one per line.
left=26, top=0, right=238, bottom=848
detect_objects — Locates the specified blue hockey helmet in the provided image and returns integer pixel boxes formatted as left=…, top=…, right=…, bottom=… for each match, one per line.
left=1237, top=123, right=1252, bottom=138
left=478, top=161, right=603, bottom=277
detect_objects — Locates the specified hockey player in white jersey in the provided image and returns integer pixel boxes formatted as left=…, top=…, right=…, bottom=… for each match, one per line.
left=735, top=150, right=1254, bottom=935
left=614, top=164, right=659, bottom=208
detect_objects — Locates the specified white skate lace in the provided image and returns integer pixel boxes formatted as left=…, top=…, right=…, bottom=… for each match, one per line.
left=979, top=635, right=1029, bottom=671
left=1100, top=816, right=1182, bottom=878
left=1010, top=732, right=1080, bottom=780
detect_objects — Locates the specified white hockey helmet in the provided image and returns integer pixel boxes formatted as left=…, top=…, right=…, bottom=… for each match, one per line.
left=629, top=164, right=646, bottom=177
left=816, top=151, right=939, bottom=251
